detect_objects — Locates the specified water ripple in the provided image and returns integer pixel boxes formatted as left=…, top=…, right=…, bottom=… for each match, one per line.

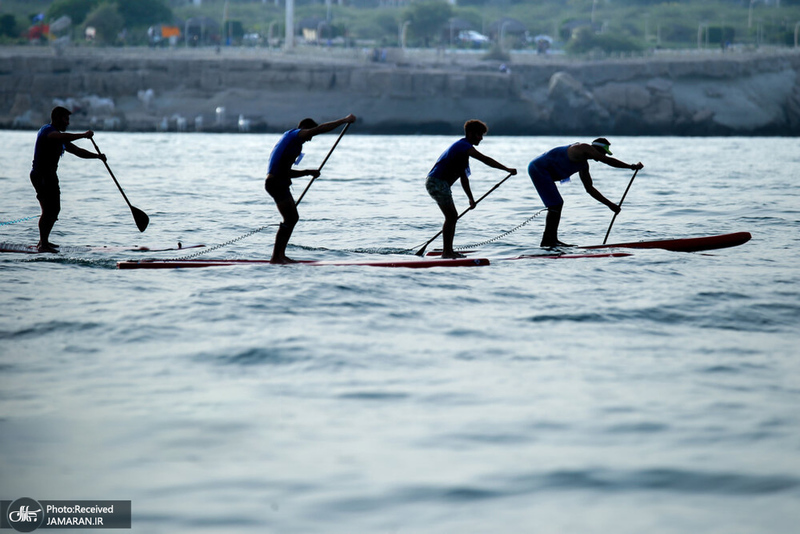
left=196, top=346, right=312, bottom=366
left=0, top=320, right=103, bottom=340
left=319, top=468, right=800, bottom=515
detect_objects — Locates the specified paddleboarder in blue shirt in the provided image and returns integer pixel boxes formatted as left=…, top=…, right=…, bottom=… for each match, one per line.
left=30, top=106, right=106, bottom=253
left=528, top=138, right=643, bottom=247
left=426, top=120, right=516, bottom=259
left=265, top=113, right=356, bottom=264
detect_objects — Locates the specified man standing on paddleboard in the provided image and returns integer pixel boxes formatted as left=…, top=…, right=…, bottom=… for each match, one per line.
left=265, top=113, right=356, bottom=264
left=527, top=138, right=643, bottom=247
left=30, top=106, right=106, bottom=253
left=425, top=120, right=516, bottom=259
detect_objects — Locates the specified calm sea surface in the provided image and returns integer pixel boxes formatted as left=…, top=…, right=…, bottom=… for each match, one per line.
left=1, top=131, right=799, bottom=533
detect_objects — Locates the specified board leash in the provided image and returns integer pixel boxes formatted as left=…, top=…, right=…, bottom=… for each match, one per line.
left=1, top=215, right=38, bottom=226
left=170, top=223, right=277, bottom=260
left=168, top=210, right=546, bottom=261
left=456, top=209, right=546, bottom=251
left=402, top=209, right=547, bottom=254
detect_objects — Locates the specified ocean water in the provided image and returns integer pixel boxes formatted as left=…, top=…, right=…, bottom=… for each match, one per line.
left=1, top=130, right=799, bottom=533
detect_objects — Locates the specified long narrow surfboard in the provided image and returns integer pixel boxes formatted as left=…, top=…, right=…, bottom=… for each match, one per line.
left=580, top=232, right=751, bottom=252
left=0, top=243, right=204, bottom=255
left=503, top=252, right=632, bottom=261
left=427, top=232, right=751, bottom=256
left=117, top=256, right=491, bottom=269
left=116, top=252, right=629, bottom=270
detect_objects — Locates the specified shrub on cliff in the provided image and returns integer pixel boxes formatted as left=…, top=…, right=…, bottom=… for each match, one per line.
left=0, top=14, right=19, bottom=40
left=403, top=0, right=453, bottom=47
left=47, top=0, right=100, bottom=26
left=84, top=2, right=124, bottom=45
left=115, top=0, right=172, bottom=29
left=48, top=0, right=172, bottom=33
left=565, top=26, right=644, bottom=56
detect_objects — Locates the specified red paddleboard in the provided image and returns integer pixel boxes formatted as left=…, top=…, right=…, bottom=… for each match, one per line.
left=117, top=256, right=491, bottom=269
left=502, top=252, right=632, bottom=261
left=427, top=232, right=751, bottom=255
left=117, top=251, right=632, bottom=270
left=1, top=243, right=204, bottom=255
left=580, top=232, right=751, bottom=252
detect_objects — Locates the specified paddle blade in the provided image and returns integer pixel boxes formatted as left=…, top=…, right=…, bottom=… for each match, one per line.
left=132, top=206, right=149, bottom=232
left=414, top=236, right=437, bottom=256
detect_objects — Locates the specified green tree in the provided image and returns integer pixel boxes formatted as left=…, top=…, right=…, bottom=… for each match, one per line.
left=85, top=2, right=124, bottom=45
left=404, top=0, right=453, bottom=46
left=115, top=0, right=172, bottom=28
left=0, top=14, right=18, bottom=38
left=47, top=0, right=100, bottom=26
left=565, top=26, right=643, bottom=55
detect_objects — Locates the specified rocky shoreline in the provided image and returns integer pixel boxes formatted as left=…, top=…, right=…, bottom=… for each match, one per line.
left=2, top=45, right=800, bottom=135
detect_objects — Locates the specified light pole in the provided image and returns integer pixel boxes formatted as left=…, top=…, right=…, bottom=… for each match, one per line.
left=449, top=19, right=454, bottom=48
left=268, top=20, right=277, bottom=48
left=317, top=21, right=326, bottom=45
left=500, top=20, right=511, bottom=51
left=285, top=0, right=294, bottom=49
left=697, top=23, right=708, bottom=50
left=795, top=21, right=800, bottom=47
left=400, top=20, right=410, bottom=49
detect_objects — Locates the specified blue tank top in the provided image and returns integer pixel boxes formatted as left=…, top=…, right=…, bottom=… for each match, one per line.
left=267, top=129, right=304, bottom=179
left=534, top=145, right=588, bottom=181
left=427, top=138, right=472, bottom=186
left=31, top=124, right=64, bottom=175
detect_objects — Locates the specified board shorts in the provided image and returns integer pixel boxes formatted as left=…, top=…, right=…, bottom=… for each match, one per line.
left=425, top=175, right=453, bottom=206
left=265, top=176, right=293, bottom=203
left=30, top=171, right=61, bottom=216
left=527, top=160, right=563, bottom=208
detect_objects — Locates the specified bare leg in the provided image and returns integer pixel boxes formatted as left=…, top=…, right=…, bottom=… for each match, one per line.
left=37, top=199, right=60, bottom=253
left=270, top=197, right=299, bottom=264
left=541, top=204, right=571, bottom=247
left=439, top=200, right=465, bottom=259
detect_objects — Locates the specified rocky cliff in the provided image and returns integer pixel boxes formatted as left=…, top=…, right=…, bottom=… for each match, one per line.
left=2, top=47, right=799, bottom=135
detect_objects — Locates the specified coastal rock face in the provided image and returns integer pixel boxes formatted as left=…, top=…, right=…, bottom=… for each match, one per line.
left=1, top=48, right=800, bottom=135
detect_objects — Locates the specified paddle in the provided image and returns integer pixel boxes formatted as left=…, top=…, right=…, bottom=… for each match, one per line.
left=415, top=172, right=515, bottom=256
left=90, top=138, right=149, bottom=232
left=295, top=122, right=351, bottom=206
left=602, top=167, right=639, bottom=244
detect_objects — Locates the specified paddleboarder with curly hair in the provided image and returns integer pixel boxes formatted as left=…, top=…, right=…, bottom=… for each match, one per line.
left=527, top=138, right=643, bottom=247
left=425, top=119, right=516, bottom=259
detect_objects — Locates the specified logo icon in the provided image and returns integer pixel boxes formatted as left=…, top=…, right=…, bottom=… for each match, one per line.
left=7, top=498, right=44, bottom=533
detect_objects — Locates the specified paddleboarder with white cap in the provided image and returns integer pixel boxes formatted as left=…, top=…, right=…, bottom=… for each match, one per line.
left=527, top=138, right=643, bottom=247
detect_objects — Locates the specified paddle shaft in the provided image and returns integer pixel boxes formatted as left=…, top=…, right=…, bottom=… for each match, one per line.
left=415, top=172, right=514, bottom=256
left=603, top=168, right=639, bottom=244
left=91, top=138, right=134, bottom=208
left=90, top=138, right=149, bottom=232
left=295, top=122, right=351, bottom=206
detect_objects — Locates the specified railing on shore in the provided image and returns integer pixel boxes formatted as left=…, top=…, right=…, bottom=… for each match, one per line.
left=3, top=42, right=800, bottom=68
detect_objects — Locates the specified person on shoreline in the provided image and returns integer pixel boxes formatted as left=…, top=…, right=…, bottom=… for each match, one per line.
left=527, top=138, right=643, bottom=247
left=30, top=106, right=106, bottom=253
left=425, top=120, right=516, bottom=259
left=265, top=114, right=356, bottom=264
